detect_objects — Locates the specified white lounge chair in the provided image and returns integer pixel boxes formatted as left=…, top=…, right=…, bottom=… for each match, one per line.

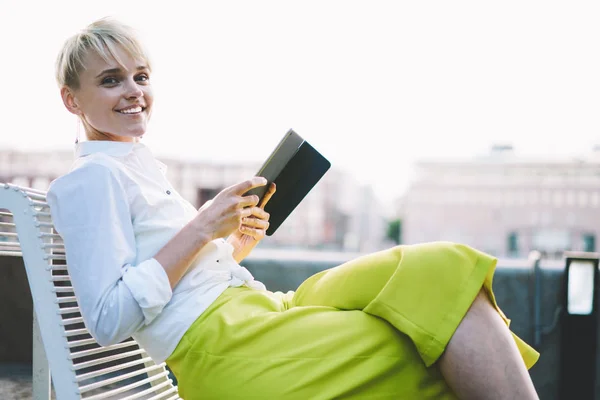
left=0, top=183, right=181, bottom=400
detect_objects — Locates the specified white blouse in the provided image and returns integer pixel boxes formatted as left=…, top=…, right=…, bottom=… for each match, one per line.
left=47, top=140, right=265, bottom=363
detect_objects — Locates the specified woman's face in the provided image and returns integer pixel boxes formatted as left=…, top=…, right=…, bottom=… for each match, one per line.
left=65, top=45, right=153, bottom=141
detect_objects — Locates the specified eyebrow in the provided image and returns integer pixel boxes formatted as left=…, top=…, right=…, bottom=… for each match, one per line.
left=95, top=66, right=148, bottom=78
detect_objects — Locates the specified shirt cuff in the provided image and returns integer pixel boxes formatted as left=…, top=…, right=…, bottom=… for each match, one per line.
left=121, top=258, right=173, bottom=325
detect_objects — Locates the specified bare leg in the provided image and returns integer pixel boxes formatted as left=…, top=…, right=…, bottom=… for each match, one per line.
left=438, top=290, right=539, bottom=400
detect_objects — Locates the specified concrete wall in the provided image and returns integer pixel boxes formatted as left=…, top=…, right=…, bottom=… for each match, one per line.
left=0, top=254, right=589, bottom=399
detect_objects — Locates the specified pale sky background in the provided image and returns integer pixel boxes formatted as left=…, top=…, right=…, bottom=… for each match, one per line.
left=1, top=1, right=599, bottom=206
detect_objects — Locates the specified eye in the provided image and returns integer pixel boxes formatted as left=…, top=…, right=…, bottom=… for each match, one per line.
left=101, top=77, right=118, bottom=86
left=135, top=73, right=150, bottom=83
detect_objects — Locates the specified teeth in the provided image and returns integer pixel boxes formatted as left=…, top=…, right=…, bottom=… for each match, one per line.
left=119, top=106, right=143, bottom=114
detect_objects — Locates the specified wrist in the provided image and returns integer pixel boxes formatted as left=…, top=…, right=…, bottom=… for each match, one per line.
left=190, top=217, right=214, bottom=244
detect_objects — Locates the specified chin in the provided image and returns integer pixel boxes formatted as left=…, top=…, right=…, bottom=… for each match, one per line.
left=123, top=127, right=147, bottom=139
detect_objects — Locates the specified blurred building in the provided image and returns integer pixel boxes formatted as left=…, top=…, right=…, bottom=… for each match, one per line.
left=398, top=145, right=600, bottom=259
left=0, top=148, right=387, bottom=252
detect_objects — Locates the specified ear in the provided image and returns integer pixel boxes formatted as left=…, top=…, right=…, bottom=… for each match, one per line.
left=60, top=86, right=82, bottom=116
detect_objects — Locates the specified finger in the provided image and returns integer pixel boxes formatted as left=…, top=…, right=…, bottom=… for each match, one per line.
left=231, top=208, right=253, bottom=229
left=241, top=217, right=269, bottom=230
left=238, top=207, right=254, bottom=220
left=244, top=206, right=269, bottom=220
left=259, top=183, right=277, bottom=209
left=228, top=177, right=268, bottom=196
left=239, top=194, right=260, bottom=208
left=239, top=225, right=266, bottom=240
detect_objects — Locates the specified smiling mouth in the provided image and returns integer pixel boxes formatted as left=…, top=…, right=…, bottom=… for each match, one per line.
left=116, top=106, right=145, bottom=115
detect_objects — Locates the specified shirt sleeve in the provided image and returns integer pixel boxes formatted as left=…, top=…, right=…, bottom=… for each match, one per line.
left=47, top=161, right=173, bottom=346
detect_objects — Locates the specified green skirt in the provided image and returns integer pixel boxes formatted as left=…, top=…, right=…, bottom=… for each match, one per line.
left=166, top=242, right=539, bottom=399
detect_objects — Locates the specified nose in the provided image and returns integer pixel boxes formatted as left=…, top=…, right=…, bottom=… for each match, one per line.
left=123, top=78, right=143, bottom=99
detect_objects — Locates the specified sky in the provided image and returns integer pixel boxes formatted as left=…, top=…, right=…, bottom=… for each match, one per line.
left=1, top=1, right=599, bottom=206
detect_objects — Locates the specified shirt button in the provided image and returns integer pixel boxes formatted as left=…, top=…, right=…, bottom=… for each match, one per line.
left=166, top=190, right=171, bottom=195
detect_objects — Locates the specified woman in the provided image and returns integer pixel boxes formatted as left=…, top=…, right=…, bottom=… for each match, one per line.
left=48, top=18, right=539, bottom=399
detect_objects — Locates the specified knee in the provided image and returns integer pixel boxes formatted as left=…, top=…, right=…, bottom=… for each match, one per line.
left=468, top=289, right=493, bottom=316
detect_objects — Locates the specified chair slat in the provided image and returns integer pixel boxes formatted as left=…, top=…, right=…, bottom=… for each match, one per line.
left=0, top=250, right=22, bottom=257
left=35, top=221, right=54, bottom=228
left=27, top=193, right=47, bottom=201
left=53, top=286, right=75, bottom=293
left=56, top=296, right=78, bottom=304
left=60, top=317, right=84, bottom=326
left=82, top=370, right=170, bottom=400
left=78, top=364, right=166, bottom=394
left=31, top=200, right=49, bottom=207
left=159, top=393, right=181, bottom=400
left=32, top=206, right=50, bottom=213
left=0, top=241, right=20, bottom=247
left=42, top=243, right=65, bottom=249
left=76, top=357, right=152, bottom=383
left=69, top=341, right=138, bottom=360
left=51, top=275, right=71, bottom=282
left=120, top=379, right=175, bottom=400
left=58, top=307, right=80, bottom=315
left=67, top=337, right=100, bottom=348
left=73, top=349, right=145, bottom=371
left=38, top=232, right=61, bottom=239
left=64, top=328, right=91, bottom=337
left=16, top=186, right=48, bottom=196
left=75, top=356, right=153, bottom=382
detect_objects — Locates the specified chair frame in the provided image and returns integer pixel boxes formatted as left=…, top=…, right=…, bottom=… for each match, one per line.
left=0, top=183, right=180, bottom=400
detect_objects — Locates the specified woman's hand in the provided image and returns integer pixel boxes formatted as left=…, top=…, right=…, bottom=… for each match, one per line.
left=227, top=182, right=277, bottom=263
left=194, top=177, right=270, bottom=241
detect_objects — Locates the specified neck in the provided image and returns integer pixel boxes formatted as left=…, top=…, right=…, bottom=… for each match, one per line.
left=86, top=130, right=138, bottom=143
left=81, top=117, right=138, bottom=143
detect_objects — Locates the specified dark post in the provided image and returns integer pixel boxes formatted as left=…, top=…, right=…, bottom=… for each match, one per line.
left=559, top=251, right=599, bottom=400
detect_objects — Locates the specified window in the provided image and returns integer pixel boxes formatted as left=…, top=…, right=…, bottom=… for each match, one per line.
left=529, top=190, right=539, bottom=205
left=543, top=211, right=554, bottom=225
left=592, top=192, right=600, bottom=208
left=578, top=191, right=588, bottom=208
left=504, top=192, right=515, bottom=206
left=529, top=211, right=539, bottom=225
left=553, top=191, right=564, bottom=207
left=566, top=191, right=575, bottom=206
left=507, top=232, right=519, bottom=257
left=583, top=234, right=596, bottom=252
left=541, top=191, right=551, bottom=205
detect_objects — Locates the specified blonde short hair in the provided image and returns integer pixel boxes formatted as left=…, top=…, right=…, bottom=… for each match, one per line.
left=55, top=18, right=151, bottom=89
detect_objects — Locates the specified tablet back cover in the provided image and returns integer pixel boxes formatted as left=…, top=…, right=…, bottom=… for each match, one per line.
left=263, top=139, right=330, bottom=236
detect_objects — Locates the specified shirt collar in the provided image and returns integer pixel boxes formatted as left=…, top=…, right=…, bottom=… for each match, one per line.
left=75, top=140, right=143, bottom=158
left=74, top=140, right=167, bottom=174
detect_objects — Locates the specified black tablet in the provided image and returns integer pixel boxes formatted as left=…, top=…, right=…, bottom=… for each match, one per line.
left=246, top=129, right=331, bottom=236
